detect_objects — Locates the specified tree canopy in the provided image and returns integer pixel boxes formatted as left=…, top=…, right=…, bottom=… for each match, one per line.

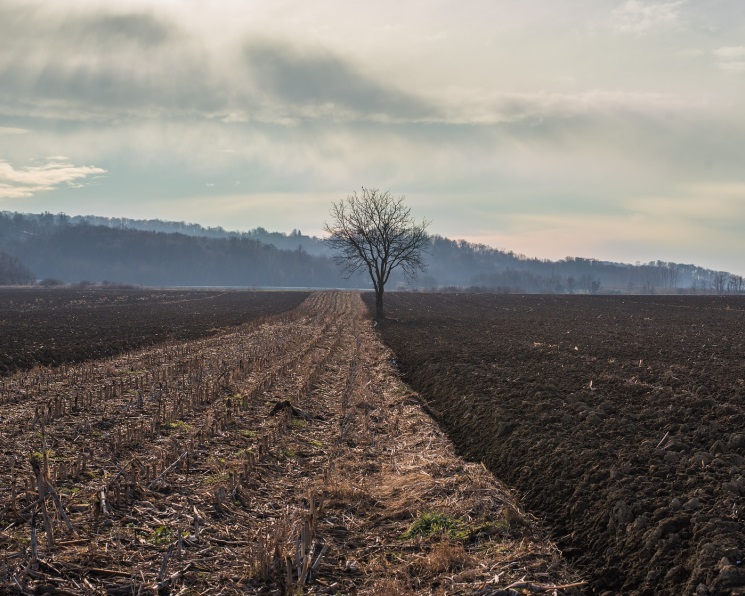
left=324, top=188, right=430, bottom=319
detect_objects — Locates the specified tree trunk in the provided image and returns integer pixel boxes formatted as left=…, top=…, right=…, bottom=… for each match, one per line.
left=375, top=289, right=384, bottom=320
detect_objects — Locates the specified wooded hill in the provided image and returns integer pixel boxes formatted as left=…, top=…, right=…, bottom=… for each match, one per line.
left=0, top=211, right=739, bottom=293
left=0, top=212, right=356, bottom=288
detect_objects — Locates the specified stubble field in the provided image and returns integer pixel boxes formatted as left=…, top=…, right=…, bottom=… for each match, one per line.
left=370, top=293, right=745, bottom=595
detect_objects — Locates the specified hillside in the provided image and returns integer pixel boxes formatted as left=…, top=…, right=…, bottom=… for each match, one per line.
left=0, top=212, right=357, bottom=288
left=67, top=214, right=331, bottom=256
left=0, top=211, right=739, bottom=293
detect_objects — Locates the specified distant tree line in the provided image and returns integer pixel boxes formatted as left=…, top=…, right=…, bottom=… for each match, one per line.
left=0, top=211, right=740, bottom=294
left=0, top=212, right=358, bottom=288
left=411, top=236, right=741, bottom=294
left=64, top=214, right=330, bottom=255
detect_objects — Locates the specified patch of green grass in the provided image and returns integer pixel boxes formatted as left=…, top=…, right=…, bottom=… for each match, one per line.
left=280, top=448, right=296, bottom=459
left=402, top=512, right=464, bottom=540
left=309, top=439, right=324, bottom=448
left=166, top=420, right=194, bottom=432
left=240, top=429, right=256, bottom=438
left=149, top=525, right=174, bottom=545
left=291, top=419, right=307, bottom=429
left=401, top=509, right=520, bottom=544
left=203, top=472, right=228, bottom=486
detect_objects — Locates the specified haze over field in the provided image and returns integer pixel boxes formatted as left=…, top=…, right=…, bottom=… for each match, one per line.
left=1, top=1, right=744, bottom=274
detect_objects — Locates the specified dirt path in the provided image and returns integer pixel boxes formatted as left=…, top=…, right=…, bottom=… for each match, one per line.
left=0, top=291, right=581, bottom=594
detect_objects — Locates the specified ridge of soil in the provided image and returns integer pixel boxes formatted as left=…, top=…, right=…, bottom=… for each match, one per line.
left=0, top=291, right=582, bottom=594
left=369, top=292, right=745, bottom=596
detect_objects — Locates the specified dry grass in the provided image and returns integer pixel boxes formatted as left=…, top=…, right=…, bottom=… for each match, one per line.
left=411, top=539, right=474, bottom=575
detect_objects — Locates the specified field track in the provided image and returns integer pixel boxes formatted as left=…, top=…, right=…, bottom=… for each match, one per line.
left=0, top=291, right=580, bottom=595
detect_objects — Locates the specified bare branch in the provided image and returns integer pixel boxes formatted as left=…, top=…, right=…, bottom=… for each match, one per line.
left=324, top=188, right=430, bottom=319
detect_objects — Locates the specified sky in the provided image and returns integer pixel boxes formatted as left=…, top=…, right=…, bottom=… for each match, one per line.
left=1, top=0, right=744, bottom=274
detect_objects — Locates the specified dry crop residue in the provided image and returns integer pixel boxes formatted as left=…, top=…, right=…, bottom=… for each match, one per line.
left=0, top=291, right=581, bottom=594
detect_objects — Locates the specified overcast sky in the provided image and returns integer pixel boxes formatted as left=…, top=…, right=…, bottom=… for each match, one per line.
left=1, top=0, right=744, bottom=273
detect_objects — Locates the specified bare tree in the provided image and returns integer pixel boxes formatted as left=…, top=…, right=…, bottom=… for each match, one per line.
left=566, top=276, right=576, bottom=294
left=725, top=274, right=744, bottom=294
left=713, top=271, right=728, bottom=294
left=0, top=252, right=34, bottom=285
left=324, top=188, right=430, bottom=319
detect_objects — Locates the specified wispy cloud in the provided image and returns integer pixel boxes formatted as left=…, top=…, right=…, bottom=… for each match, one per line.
left=0, top=6, right=437, bottom=126
left=0, top=159, right=106, bottom=199
left=713, top=46, right=745, bottom=72
left=0, top=127, right=30, bottom=135
left=0, top=2, right=710, bottom=128
left=243, top=41, right=439, bottom=123
left=0, top=4, right=217, bottom=122
left=438, top=88, right=708, bottom=126
left=713, top=46, right=745, bottom=59
left=611, top=0, right=685, bottom=34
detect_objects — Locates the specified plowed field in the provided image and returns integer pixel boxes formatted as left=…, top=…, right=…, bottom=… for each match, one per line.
left=0, top=288, right=308, bottom=375
left=370, top=293, right=745, bottom=595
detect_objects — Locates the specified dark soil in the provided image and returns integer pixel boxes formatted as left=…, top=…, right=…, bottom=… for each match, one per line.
left=368, top=292, right=745, bottom=595
left=0, top=288, right=308, bottom=375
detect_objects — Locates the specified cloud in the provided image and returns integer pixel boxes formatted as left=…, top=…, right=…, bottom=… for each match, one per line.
left=0, top=4, right=177, bottom=48
left=0, top=1, right=716, bottom=130
left=0, top=127, right=30, bottom=134
left=713, top=46, right=745, bottom=59
left=437, top=88, right=708, bottom=126
left=80, top=12, right=176, bottom=48
left=0, top=4, right=219, bottom=121
left=243, top=41, right=440, bottom=122
left=611, top=0, right=685, bottom=33
left=713, top=46, right=745, bottom=73
left=0, top=4, right=437, bottom=126
left=0, top=159, right=106, bottom=199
